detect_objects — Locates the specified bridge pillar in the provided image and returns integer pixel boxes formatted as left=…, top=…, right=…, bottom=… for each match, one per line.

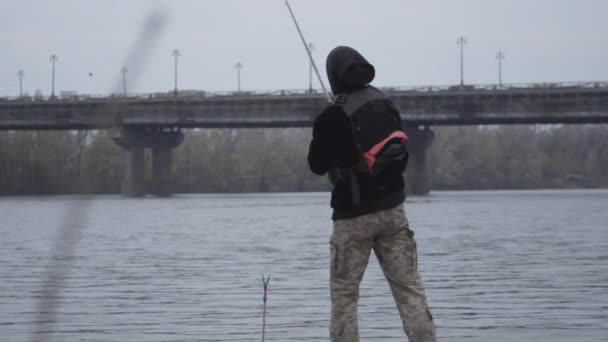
left=122, top=147, right=147, bottom=196
left=404, top=126, right=435, bottom=195
left=113, top=127, right=184, bottom=197
left=151, top=148, right=173, bottom=197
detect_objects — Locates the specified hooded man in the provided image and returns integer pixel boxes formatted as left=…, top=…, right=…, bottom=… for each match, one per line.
left=307, top=46, right=437, bottom=342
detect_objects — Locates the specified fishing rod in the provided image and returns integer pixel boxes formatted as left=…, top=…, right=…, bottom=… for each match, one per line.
left=284, top=0, right=333, bottom=103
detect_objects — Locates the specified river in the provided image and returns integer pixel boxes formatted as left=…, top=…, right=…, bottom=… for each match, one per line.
left=1, top=190, right=607, bottom=341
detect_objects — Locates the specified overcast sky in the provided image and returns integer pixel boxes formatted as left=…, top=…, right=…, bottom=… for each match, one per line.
left=2, top=0, right=607, bottom=97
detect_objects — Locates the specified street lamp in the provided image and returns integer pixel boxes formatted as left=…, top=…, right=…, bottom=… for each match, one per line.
left=17, top=70, right=24, bottom=97
left=50, top=54, right=58, bottom=98
left=308, top=42, right=314, bottom=93
left=235, top=62, right=243, bottom=93
left=457, top=36, right=467, bottom=87
left=121, top=66, right=128, bottom=97
left=496, top=51, right=506, bottom=88
left=172, top=48, right=181, bottom=96
left=88, top=72, right=94, bottom=96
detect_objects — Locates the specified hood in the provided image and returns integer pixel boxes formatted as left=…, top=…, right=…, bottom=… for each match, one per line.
left=326, top=46, right=375, bottom=95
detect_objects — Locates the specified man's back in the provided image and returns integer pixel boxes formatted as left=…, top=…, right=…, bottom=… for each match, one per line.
left=307, top=46, right=407, bottom=219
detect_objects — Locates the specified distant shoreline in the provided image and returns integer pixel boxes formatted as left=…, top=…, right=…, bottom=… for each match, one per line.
left=1, top=187, right=607, bottom=198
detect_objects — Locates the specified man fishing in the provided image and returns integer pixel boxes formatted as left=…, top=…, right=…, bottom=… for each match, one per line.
left=307, top=46, right=437, bottom=342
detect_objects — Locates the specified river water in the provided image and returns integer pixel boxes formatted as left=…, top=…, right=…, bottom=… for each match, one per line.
left=1, top=190, right=607, bottom=341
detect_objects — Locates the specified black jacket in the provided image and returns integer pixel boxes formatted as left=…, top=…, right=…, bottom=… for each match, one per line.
left=308, top=46, right=405, bottom=220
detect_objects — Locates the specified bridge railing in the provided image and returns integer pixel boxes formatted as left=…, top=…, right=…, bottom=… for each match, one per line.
left=378, top=81, right=608, bottom=93
left=1, top=81, right=607, bottom=103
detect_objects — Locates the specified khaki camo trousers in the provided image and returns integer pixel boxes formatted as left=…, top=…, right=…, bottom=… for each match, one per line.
left=330, top=204, right=437, bottom=342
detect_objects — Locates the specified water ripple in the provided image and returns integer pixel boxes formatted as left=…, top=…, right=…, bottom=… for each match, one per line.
left=0, top=190, right=607, bottom=341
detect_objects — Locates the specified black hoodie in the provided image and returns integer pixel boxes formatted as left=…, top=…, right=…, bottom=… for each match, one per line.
left=307, top=46, right=405, bottom=220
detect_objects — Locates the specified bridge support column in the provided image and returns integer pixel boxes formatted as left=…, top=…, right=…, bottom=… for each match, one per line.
left=151, top=148, right=173, bottom=197
left=122, top=147, right=147, bottom=196
left=404, top=126, right=434, bottom=195
left=113, top=127, right=184, bottom=197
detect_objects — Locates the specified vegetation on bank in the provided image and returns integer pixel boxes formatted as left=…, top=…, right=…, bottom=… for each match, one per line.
left=0, top=125, right=606, bottom=195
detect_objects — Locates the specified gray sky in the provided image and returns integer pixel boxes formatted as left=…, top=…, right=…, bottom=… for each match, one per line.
left=2, top=0, right=607, bottom=97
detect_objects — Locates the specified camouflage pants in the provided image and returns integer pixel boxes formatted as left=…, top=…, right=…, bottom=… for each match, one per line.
left=330, top=204, right=437, bottom=342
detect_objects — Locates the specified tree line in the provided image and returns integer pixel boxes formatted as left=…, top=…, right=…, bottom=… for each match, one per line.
left=0, top=125, right=606, bottom=195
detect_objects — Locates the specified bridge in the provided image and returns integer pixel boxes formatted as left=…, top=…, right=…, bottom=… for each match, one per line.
left=2, top=81, right=608, bottom=195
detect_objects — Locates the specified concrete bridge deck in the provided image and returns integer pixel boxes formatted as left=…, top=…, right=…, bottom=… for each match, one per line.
left=2, top=81, right=607, bottom=196
left=2, top=82, right=608, bottom=130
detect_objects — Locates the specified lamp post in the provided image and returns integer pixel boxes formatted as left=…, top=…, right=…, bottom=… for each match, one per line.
left=457, top=36, right=467, bottom=87
left=50, top=54, right=58, bottom=98
left=308, top=42, right=314, bottom=93
left=17, top=70, right=24, bottom=97
left=235, top=62, right=243, bottom=92
left=121, top=66, right=128, bottom=97
left=172, top=48, right=180, bottom=96
left=88, top=72, right=94, bottom=96
left=496, top=51, right=505, bottom=88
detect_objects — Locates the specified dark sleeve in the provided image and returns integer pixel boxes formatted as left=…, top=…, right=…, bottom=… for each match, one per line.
left=307, top=105, right=358, bottom=175
left=307, top=140, right=330, bottom=175
left=307, top=107, right=333, bottom=175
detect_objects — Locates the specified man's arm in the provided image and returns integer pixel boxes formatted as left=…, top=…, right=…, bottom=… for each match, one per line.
left=307, top=105, right=358, bottom=175
left=307, top=109, right=332, bottom=175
